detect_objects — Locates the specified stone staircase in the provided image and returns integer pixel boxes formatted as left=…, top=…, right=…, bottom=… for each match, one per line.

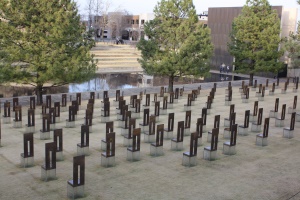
left=91, top=43, right=143, bottom=73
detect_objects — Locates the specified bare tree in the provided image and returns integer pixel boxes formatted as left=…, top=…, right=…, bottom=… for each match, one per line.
left=85, top=0, right=95, bottom=31
left=108, top=10, right=126, bottom=39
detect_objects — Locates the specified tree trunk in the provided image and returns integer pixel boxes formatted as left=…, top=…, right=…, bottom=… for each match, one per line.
left=168, top=75, right=174, bottom=92
left=36, top=84, right=43, bottom=105
left=249, top=73, right=254, bottom=86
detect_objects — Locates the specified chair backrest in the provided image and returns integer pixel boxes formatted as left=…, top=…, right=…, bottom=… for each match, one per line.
left=207, top=96, right=212, bottom=109
left=81, top=125, right=89, bottom=147
left=53, top=129, right=63, bottom=152
left=76, top=93, right=81, bottom=106
left=27, top=109, right=35, bottom=127
left=44, top=142, right=56, bottom=170
left=142, top=109, right=150, bottom=126
left=230, top=124, right=238, bottom=146
left=3, top=101, right=10, bottom=117
left=163, top=96, right=168, bottom=109
left=124, top=111, right=131, bottom=129
left=42, top=114, right=50, bottom=132
left=281, top=104, right=286, bottom=120
left=23, top=133, right=34, bottom=157
left=145, top=94, right=150, bottom=106
left=196, top=118, right=203, bottom=138
left=229, top=104, right=235, bottom=119
left=106, top=121, right=114, bottom=134
left=262, top=118, right=269, bottom=138
left=293, top=96, right=297, bottom=109
left=167, top=113, right=174, bottom=131
left=135, top=99, right=141, bottom=113
left=185, top=110, right=191, bottom=129
left=174, top=88, right=179, bottom=99
left=257, top=108, right=263, bottom=125
left=244, top=110, right=250, bottom=128
left=211, top=128, right=219, bottom=151
left=30, top=96, right=36, bottom=110
left=274, top=98, right=279, bottom=112
left=271, top=83, right=275, bottom=92
left=189, top=132, right=198, bottom=156
left=115, top=90, right=120, bottom=101
left=128, top=118, right=136, bottom=138
left=229, top=112, right=236, bottom=130
left=177, top=121, right=184, bottom=142
left=261, top=86, right=265, bottom=97
left=90, top=92, right=95, bottom=101
left=227, top=89, right=232, bottom=101
left=202, top=108, right=207, bottom=126
left=12, top=97, right=19, bottom=112
left=106, top=132, right=115, bottom=157
left=103, top=90, right=108, bottom=99
left=253, top=101, right=258, bottom=116
left=214, top=115, right=220, bottom=129
left=14, top=105, right=22, bottom=122
left=290, top=112, right=296, bottom=131
left=72, top=155, right=85, bottom=186
left=169, top=92, right=174, bottom=104
left=160, top=86, right=164, bottom=97
left=187, top=94, right=192, bottom=106
left=155, top=124, right=164, bottom=147
left=148, top=115, right=156, bottom=135
left=132, top=128, right=141, bottom=151
left=61, top=94, right=67, bottom=107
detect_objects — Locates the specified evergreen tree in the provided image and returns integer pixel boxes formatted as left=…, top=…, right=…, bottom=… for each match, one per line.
left=228, top=0, right=283, bottom=85
left=136, top=0, right=213, bottom=92
left=284, top=1, right=300, bottom=73
left=0, top=0, right=96, bottom=104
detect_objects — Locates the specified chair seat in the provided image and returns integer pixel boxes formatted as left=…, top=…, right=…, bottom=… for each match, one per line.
left=68, top=179, right=83, bottom=186
left=124, top=135, right=133, bottom=139
left=127, top=147, right=139, bottom=152
left=283, top=127, right=292, bottom=131
left=171, top=138, right=180, bottom=142
left=151, top=143, right=162, bottom=147
left=183, top=152, right=195, bottom=157
left=77, top=143, right=88, bottom=148
left=204, top=146, right=214, bottom=151
left=101, top=152, right=114, bottom=157
left=256, top=134, right=265, bottom=138
left=223, top=141, right=231, bottom=146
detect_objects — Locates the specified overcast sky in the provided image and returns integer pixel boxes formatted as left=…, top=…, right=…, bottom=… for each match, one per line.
left=75, top=0, right=299, bottom=17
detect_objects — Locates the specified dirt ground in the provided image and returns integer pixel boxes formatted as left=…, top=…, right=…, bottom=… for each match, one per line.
left=0, top=82, right=300, bottom=200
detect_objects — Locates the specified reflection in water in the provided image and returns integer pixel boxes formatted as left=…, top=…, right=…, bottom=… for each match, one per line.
left=69, top=74, right=139, bottom=93
left=0, top=73, right=248, bottom=97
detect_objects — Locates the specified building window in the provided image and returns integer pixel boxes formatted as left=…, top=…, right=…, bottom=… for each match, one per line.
left=141, top=20, right=145, bottom=24
left=104, top=30, right=108, bottom=34
left=103, top=36, right=107, bottom=38
left=136, top=20, right=139, bottom=24
left=127, top=20, right=130, bottom=24
left=131, top=20, right=135, bottom=24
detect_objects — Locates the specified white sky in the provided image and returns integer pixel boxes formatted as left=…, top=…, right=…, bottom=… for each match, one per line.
left=75, top=0, right=299, bottom=18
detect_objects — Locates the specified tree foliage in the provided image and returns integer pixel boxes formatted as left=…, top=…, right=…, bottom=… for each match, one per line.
left=284, top=24, right=300, bottom=69
left=136, top=0, right=213, bottom=91
left=0, top=0, right=96, bottom=103
left=228, top=0, right=283, bottom=85
left=283, top=1, right=300, bottom=70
